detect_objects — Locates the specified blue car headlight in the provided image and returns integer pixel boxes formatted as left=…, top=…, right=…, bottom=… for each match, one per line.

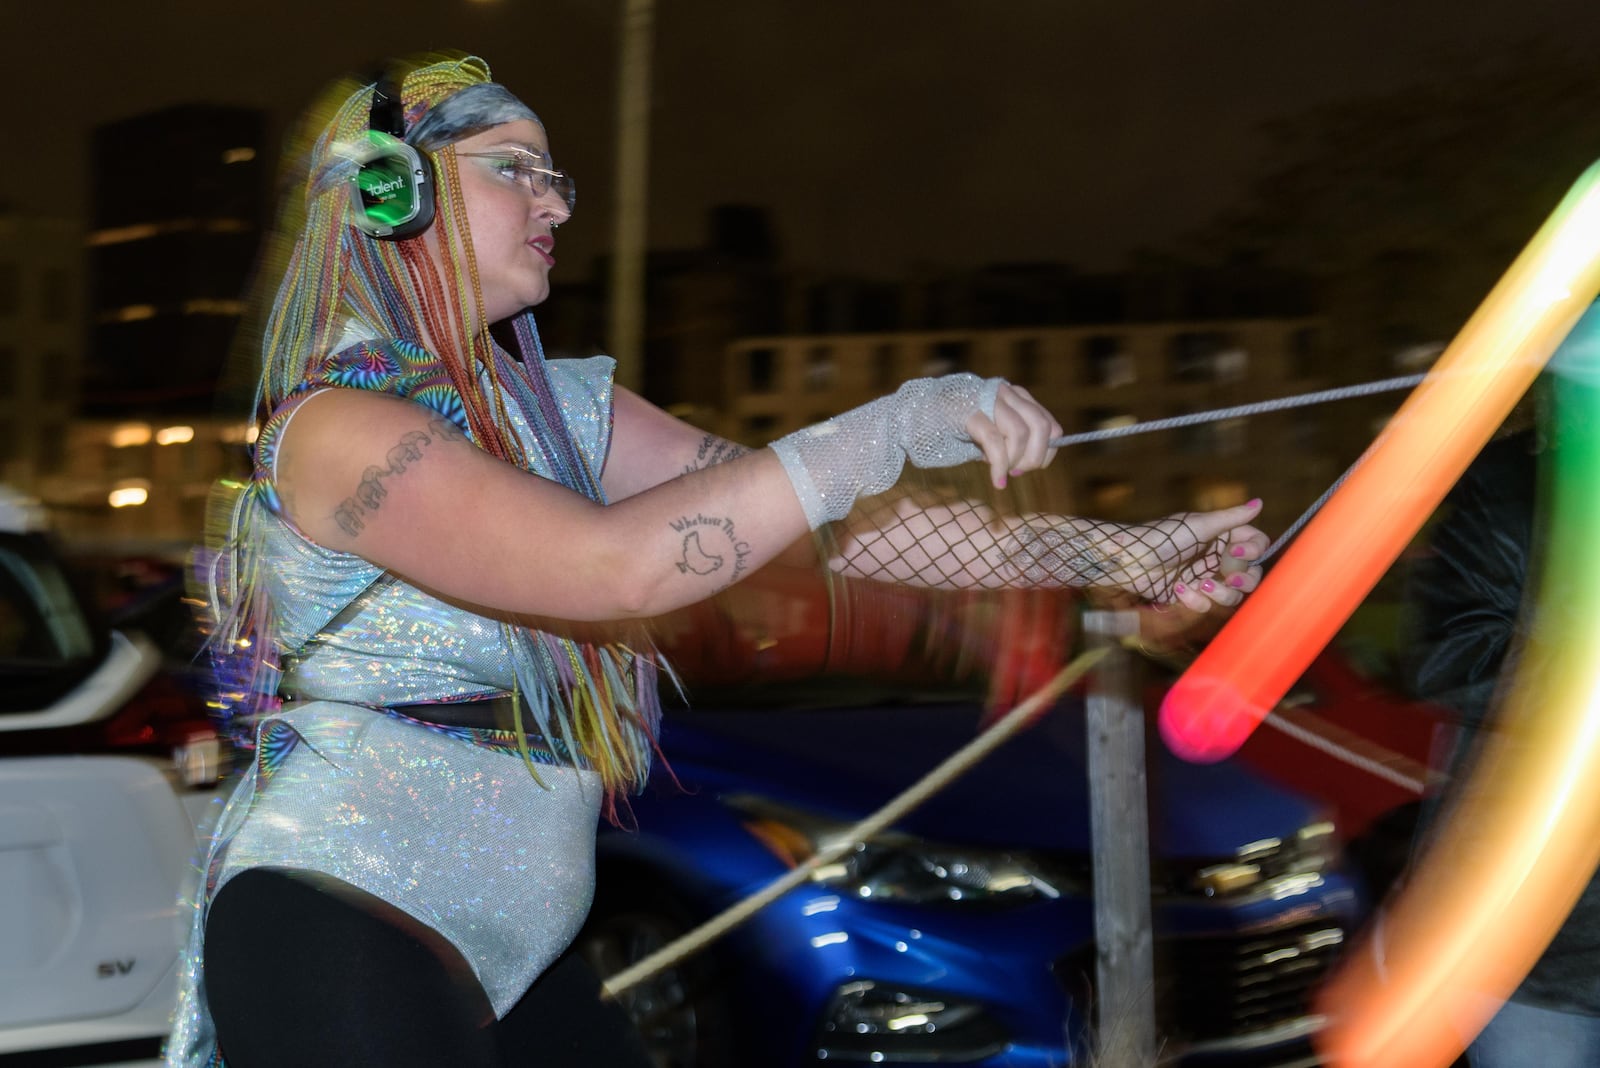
left=726, top=793, right=1085, bottom=906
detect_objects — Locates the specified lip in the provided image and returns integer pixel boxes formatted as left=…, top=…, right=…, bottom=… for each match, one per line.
left=529, top=235, right=555, bottom=267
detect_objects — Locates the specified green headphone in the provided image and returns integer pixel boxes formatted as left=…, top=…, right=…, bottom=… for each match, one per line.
left=347, top=68, right=436, bottom=239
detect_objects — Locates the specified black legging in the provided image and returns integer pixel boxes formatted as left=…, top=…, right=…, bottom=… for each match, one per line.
left=203, top=867, right=655, bottom=1068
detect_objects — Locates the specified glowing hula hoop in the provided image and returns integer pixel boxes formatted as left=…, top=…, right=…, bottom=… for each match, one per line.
left=1314, top=338, right=1600, bottom=1066
left=1156, top=158, right=1600, bottom=1067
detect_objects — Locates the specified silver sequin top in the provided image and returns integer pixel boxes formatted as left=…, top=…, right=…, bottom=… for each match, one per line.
left=166, top=356, right=621, bottom=1067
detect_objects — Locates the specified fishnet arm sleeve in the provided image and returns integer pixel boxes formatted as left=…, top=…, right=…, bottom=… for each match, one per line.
left=829, top=487, right=1225, bottom=603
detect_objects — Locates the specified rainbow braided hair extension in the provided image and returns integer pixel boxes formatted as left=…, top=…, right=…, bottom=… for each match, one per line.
left=201, top=54, right=664, bottom=813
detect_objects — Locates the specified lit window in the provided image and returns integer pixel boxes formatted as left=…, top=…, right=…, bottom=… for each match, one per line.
left=110, top=423, right=153, bottom=448
left=87, top=221, right=182, bottom=246
left=182, top=298, right=246, bottom=316
left=109, top=480, right=151, bottom=508
left=99, top=305, right=159, bottom=324
left=156, top=426, right=195, bottom=446
left=221, top=147, right=257, bottom=164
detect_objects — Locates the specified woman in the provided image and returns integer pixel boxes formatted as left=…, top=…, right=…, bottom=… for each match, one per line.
left=170, top=53, right=1266, bottom=1068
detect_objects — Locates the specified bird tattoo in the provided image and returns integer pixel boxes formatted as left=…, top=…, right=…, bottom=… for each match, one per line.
left=676, top=530, right=725, bottom=575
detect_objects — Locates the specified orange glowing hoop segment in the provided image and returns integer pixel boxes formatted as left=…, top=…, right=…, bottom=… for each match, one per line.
left=1159, top=159, right=1600, bottom=764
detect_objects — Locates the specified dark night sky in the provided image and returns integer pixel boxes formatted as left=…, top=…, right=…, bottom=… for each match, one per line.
left=10, top=0, right=1600, bottom=281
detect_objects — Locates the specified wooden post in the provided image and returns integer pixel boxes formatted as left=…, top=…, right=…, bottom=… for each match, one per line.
left=1083, top=609, right=1156, bottom=1067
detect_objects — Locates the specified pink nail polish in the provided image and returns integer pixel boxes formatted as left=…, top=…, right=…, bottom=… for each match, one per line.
left=1173, top=584, right=1186, bottom=596
left=1201, top=580, right=1215, bottom=593
left=1231, top=545, right=1247, bottom=557
left=1248, top=498, right=1262, bottom=508
left=1229, top=575, right=1244, bottom=588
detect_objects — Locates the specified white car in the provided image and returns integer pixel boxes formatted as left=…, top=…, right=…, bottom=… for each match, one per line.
left=0, top=495, right=227, bottom=1067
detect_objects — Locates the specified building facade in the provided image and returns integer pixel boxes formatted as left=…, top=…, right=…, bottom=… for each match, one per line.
left=0, top=213, right=83, bottom=494
left=11, top=105, right=270, bottom=549
left=720, top=317, right=1365, bottom=539
left=83, top=105, right=266, bottom=416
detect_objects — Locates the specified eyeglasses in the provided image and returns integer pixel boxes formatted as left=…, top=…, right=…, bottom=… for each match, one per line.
left=457, top=149, right=577, bottom=214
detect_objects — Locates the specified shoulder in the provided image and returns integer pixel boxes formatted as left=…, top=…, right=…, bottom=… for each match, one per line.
left=279, top=388, right=467, bottom=458
left=545, top=355, right=619, bottom=461
left=547, top=354, right=617, bottom=393
left=268, top=387, right=487, bottom=546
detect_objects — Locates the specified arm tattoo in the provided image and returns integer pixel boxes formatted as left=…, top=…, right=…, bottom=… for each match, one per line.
left=681, top=435, right=751, bottom=475
left=998, top=523, right=1116, bottom=587
left=332, top=417, right=466, bottom=537
left=669, top=513, right=753, bottom=589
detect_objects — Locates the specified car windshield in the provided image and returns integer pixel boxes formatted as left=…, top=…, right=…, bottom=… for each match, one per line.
left=0, top=537, right=95, bottom=665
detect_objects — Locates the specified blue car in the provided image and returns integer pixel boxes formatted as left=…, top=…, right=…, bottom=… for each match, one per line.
left=578, top=677, right=1360, bottom=1068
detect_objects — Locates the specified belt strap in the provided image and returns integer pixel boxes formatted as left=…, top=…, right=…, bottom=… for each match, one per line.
left=390, top=695, right=522, bottom=732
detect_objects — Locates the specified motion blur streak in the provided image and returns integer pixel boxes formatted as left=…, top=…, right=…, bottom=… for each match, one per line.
left=1159, top=159, right=1600, bottom=764
left=1314, top=360, right=1600, bottom=1067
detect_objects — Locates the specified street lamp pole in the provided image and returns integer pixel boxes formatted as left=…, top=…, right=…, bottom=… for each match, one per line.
left=608, top=0, right=654, bottom=395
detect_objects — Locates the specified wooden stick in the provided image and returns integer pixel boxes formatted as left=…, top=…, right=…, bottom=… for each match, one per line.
left=600, top=649, right=1107, bottom=1000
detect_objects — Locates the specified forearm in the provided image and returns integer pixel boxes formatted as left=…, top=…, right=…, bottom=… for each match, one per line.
left=829, top=489, right=1221, bottom=603
left=829, top=490, right=1133, bottom=592
left=602, top=449, right=811, bottom=617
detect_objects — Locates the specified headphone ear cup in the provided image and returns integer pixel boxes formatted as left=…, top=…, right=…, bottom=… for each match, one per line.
left=348, top=132, right=435, bottom=239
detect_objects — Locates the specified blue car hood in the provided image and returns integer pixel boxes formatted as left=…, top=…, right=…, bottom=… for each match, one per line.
left=655, top=695, right=1322, bottom=860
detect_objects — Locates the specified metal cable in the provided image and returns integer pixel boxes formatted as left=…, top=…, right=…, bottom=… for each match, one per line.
left=1049, top=373, right=1427, bottom=563
left=1048, top=374, right=1425, bottom=448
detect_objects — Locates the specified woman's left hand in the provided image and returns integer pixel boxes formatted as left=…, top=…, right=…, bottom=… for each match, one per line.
left=964, top=384, right=1063, bottom=490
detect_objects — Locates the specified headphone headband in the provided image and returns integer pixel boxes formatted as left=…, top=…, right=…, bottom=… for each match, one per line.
left=368, top=68, right=407, bottom=139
